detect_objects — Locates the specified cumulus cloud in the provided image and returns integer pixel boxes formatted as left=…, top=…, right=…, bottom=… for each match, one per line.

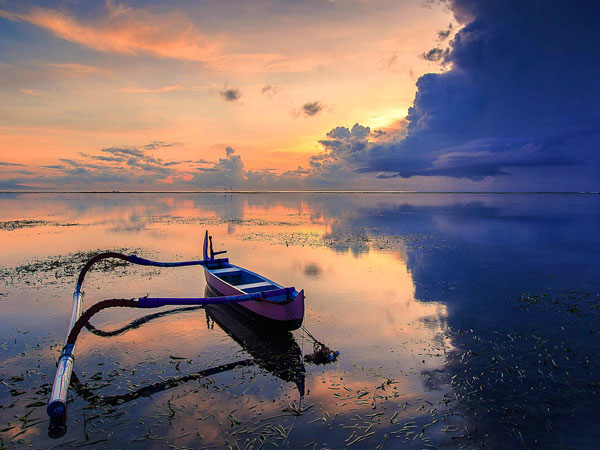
left=302, top=101, right=323, bottom=117
left=309, top=0, right=600, bottom=188
left=220, top=88, right=241, bottom=102
left=0, top=139, right=383, bottom=190
left=0, top=141, right=302, bottom=190
left=310, top=124, right=375, bottom=174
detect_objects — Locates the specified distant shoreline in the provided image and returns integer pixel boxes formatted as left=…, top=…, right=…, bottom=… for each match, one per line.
left=0, top=190, right=598, bottom=195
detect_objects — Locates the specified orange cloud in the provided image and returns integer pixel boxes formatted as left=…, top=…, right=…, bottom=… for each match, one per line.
left=118, top=84, right=183, bottom=94
left=0, top=1, right=222, bottom=62
left=19, top=88, right=39, bottom=96
left=45, top=62, right=100, bottom=76
left=0, top=2, right=320, bottom=74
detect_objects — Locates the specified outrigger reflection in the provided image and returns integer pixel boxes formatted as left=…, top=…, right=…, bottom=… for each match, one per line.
left=47, top=231, right=337, bottom=435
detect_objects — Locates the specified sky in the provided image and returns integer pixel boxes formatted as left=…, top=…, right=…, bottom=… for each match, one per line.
left=0, top=0, right=598, bottom=191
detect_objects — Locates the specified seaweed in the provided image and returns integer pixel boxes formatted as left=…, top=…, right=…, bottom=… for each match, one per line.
left=0, top=248, right=143, bottom=289
left=0, top=220, right=79, bottom=231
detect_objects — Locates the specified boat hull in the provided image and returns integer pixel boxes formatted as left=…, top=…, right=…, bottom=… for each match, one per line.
left=203, top=267, right=304, bottom=331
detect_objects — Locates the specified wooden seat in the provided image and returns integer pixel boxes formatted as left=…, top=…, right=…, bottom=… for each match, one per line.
left=235, top=281, right=273, bottom=291
left=211, top=267, right=241, bottom=275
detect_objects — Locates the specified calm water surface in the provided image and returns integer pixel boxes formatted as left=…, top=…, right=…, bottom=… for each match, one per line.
left=1, top=193, right=599, bottom=449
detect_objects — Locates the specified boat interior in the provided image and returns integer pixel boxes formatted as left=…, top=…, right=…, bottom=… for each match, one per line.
left=209, top=264, right=280, bottom=293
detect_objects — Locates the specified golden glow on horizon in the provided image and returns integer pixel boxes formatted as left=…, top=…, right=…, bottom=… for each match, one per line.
left=0, top=1, right=455, bottom=188
left=365, top=108, right=409, bottom=129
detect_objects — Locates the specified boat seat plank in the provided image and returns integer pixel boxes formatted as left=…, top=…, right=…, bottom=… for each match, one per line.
left=211, top=267, right=241, bottom=275
left=235, top=281, right=273, bottom=291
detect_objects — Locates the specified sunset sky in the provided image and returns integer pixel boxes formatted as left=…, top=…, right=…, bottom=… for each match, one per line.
left=1, top=0, right=598, bottom=191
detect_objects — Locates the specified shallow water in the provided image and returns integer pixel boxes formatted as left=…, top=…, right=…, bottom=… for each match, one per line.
left=1, top=193, right=599, bottom=449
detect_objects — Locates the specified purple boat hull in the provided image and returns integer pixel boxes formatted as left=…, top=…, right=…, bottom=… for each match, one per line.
left=203, top=266, right=304, bottom=331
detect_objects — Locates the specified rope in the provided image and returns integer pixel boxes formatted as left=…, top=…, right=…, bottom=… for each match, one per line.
left=282, top=303, right=324, bottom=347
left=282, top=302, right=338, bottom=364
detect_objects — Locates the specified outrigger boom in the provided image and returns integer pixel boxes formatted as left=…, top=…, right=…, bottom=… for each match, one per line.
left=47, top=232, right=303, bottom=420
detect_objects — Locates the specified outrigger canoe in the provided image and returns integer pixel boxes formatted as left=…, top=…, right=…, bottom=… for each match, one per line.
left=47, top=230, right=307, bottom=422
left=202, top=231, right=305, bottom=331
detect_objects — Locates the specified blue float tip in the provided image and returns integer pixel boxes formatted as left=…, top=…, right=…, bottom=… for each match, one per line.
left=47, top=401, right=66, bottom=418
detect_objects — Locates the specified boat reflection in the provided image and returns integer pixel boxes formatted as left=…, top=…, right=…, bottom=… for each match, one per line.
left=204, top=286, right=305, bottom=396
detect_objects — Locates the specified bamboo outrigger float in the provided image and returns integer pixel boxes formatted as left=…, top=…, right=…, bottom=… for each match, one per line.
left=47, top=231, right=307, bottom=421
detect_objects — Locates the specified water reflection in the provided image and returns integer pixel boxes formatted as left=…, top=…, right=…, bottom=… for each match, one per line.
left=205, top=295, right=305, bottom=396
left=1, top=193, right=599, bottom=449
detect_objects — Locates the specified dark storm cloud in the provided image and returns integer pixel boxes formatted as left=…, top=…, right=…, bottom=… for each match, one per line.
left=302, top=101, right=322, bottom=117
left=312, top=0, right=600, bottom=188
left=437, top=24, right=453, bottom=41
left=422, top=47, right=445, bottom=61
left=220, top=88, right=241, bottom=102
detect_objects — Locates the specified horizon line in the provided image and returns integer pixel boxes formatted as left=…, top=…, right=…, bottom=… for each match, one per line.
left=0, top=190, right=598, bottom=195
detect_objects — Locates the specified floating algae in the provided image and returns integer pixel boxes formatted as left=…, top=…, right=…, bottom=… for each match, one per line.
left=426, top=319, right=600, bottom=449
left=0, top=219, right=79, bottom=231
left=142, top=215, right=310, bottom=228
left=1, top=248, right=145, bottom=288
left=518, top=291, right=600, bottom=325
left=238, top=228, right=440, bottom=254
